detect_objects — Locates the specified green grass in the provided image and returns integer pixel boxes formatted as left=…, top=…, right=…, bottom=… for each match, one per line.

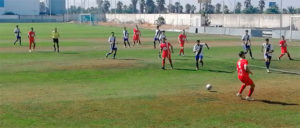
left=0, top=23, right=300, bottom=128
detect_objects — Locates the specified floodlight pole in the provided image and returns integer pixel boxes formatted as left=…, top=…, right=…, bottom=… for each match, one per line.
left=280, top=0, right=282, bottom=37
left=50, top=0, right=52, bottom=16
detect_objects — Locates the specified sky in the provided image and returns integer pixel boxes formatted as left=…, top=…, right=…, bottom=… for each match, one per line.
left=42, top=0, right=300, bottom=10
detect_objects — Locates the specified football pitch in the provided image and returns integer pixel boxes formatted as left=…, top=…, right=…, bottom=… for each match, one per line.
left=0, top=23, right=300, bottom=128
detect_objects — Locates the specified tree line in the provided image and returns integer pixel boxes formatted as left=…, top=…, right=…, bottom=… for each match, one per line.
left=64, top=0, right=300, bottom=14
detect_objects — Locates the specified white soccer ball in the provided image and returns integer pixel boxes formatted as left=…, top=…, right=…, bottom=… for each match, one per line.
left=206, top=84, right=212, bottom=91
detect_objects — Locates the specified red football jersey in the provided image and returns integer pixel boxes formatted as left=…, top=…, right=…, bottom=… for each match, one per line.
left=279, top=40, right=287, bottom=48
left=237, top=59, right=249, bottom=77
left=178, top=34, right=186, bottom=43
left=28, top=31, right=35, bottom=40
left=133, top=28, right=140, bottom=35
left=160, top=42, right=171, bottom=53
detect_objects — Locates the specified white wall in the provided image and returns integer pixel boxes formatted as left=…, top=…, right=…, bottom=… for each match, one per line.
left=4, top=0, right=40, bottom=15
left=106, top=14, right=202, bottom=26
left=106, top=14, right=300, bottom=29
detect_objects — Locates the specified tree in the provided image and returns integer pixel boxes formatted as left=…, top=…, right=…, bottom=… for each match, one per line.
left=243, top=6, right=259, bottom=14
left=179, top=5, right=183, bottom=13
left=175, top=2, right=181, bottom=13
left=282, top=8, right=288, bottom=14
left=96, top=0, right=104, bottom=13
left=103, top=0, right=111, bottom=13
left=191, top=5, right=196, bottom=14
left=287, top=6, right=296, bottom=14
left=244, top=0, right=251, bottom=9
left=156, top=0, right=166, bottom=13
left=40, top=2, right=47, bottom=14
left=131, top=0, right=138, bottom=13
left=185, top=4, right=192, bottom=14
left=167, top=4, right=176, bottom=13
left=235, top=2, right=242, bottom=13
left=116, top=1, right=123, bottom=13
left=265, top=4, right=279, bottom=14
left=215, top=3, right=221, bottom=14
left=145, top=0, right=156, bottom=13
left=223, top=5, right=229, bottom=14
left=258, top=0, right=265, bottom=13
left=140, top=0, right=146, bottom=13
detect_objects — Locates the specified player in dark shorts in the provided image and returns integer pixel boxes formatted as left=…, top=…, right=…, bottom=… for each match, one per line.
left=14, top=25, right=22, bottom=45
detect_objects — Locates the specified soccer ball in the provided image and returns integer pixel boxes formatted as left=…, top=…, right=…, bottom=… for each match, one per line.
left=206, top=84, right=212, bottom=91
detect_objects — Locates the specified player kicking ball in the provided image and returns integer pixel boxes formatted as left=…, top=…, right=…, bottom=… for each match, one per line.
left=241, top=30, right=254, bottom=59
left=105, top=32, right=118, bottom=59
left=278, top=36, right=293, bottom=60
left=178, top=30, right=188, bottom=56
left=13, top=25, right=22, bottom=46
left=52, top=28, right=60, bottom=53
left=28, top=27, right=36, bottom=53
left=236, top=51, right=256, bottom=101
left=133, top=25, right=141, bottom=46
left=153, top=26, right=161, bottom=49
left=160, top=38, right=174, bottom=70
left=261, top=38, right=274, bottom=73
left=193, top=40, right=210, bottom=70
left=123, top=27, right=131, bottom=48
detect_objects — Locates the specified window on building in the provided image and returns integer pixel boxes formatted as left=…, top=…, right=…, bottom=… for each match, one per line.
left=0, top=0, right=4, bottom=7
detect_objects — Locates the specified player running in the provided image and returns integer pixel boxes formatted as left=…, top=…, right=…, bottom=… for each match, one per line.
left=278, top=36, right=293, bottom=60
left=193, top=40, right=210, bottom=70
left=133, top=25, right=141, bottom=46
left=178, top=30, right=188, bottom=56
left=236, top=51, right=256, bottom=101
left=106, top=32, right=118, bottom=59
left=13, top=25, right=22, bottom=46
left=160, top=38, right=174, bottom=70
left=242, top=30, right=254, bottom=59
left=261, top=38, right=274, bottom=73
left=52, top=28, right=60, bottom=53
left=153, top=26, right=161, bottom=49
left=28, top=27, right=36, bottom=53
left=123, top=27, right=131, bottom=48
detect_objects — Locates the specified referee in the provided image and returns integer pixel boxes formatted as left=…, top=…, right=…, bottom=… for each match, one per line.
left=52, top=28, right=60, bottom=53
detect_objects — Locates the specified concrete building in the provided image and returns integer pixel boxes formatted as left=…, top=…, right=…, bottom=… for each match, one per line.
left=0, top=0, right=4, bottom=14
left=46, top=0, right=66, bottom=15
left=1, top=0, right=40, bottom=15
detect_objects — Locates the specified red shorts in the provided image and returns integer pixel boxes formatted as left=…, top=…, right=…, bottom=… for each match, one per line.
left=281, top=48, right=287, bottom=54
left=133, top=35, right=139, bottom=41
left=29, top=39, right=34, bottom=43
left=238, top=76, right=254, bottom=85
left=162, top=52, right=171, bottom=59
left=180, top=42, right=184, bottom=47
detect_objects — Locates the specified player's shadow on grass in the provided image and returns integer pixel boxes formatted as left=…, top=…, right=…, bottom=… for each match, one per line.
left=202, top=69, right=234, bottom=74
left=255, top=99, right=298, bottom=106
left=63, top=52, right=80, bottom=54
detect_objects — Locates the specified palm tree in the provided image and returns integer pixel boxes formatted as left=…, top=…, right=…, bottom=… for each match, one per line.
left=258, top=0, right=265, bottom=13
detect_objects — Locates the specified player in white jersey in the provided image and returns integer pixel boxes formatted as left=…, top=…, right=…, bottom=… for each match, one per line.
left=106, top=32, right=118, bottom=59
left=123, top=27, right=131, bottom=48
left=153, top=26, right=161, bottom=49
left=261, top=38, right=274, bottom=73
left=193, top=40, right=210, bottom=70
left=242, top=30, right=254, bottom=59
left=14, top=25, right=22, bottom=45
left=159, top=31, right=166, bottom=42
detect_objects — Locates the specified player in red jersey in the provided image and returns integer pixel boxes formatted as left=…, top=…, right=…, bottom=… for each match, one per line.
left=28, top=27, right=36, bottom=52
left=178, top=30, right=188, bottom=56
left=133, top=25, right=141, bottom=46
left=236, top=51, right=256, bottom=101
left=278, top=36, right=293, bottom=60
left=160, top=38, right=174, bottom=70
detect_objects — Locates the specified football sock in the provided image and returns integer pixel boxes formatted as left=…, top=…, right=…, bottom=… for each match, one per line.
left=248, top=87, right=255, bottom=97
left=239, top=84, right=246, bottom=94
